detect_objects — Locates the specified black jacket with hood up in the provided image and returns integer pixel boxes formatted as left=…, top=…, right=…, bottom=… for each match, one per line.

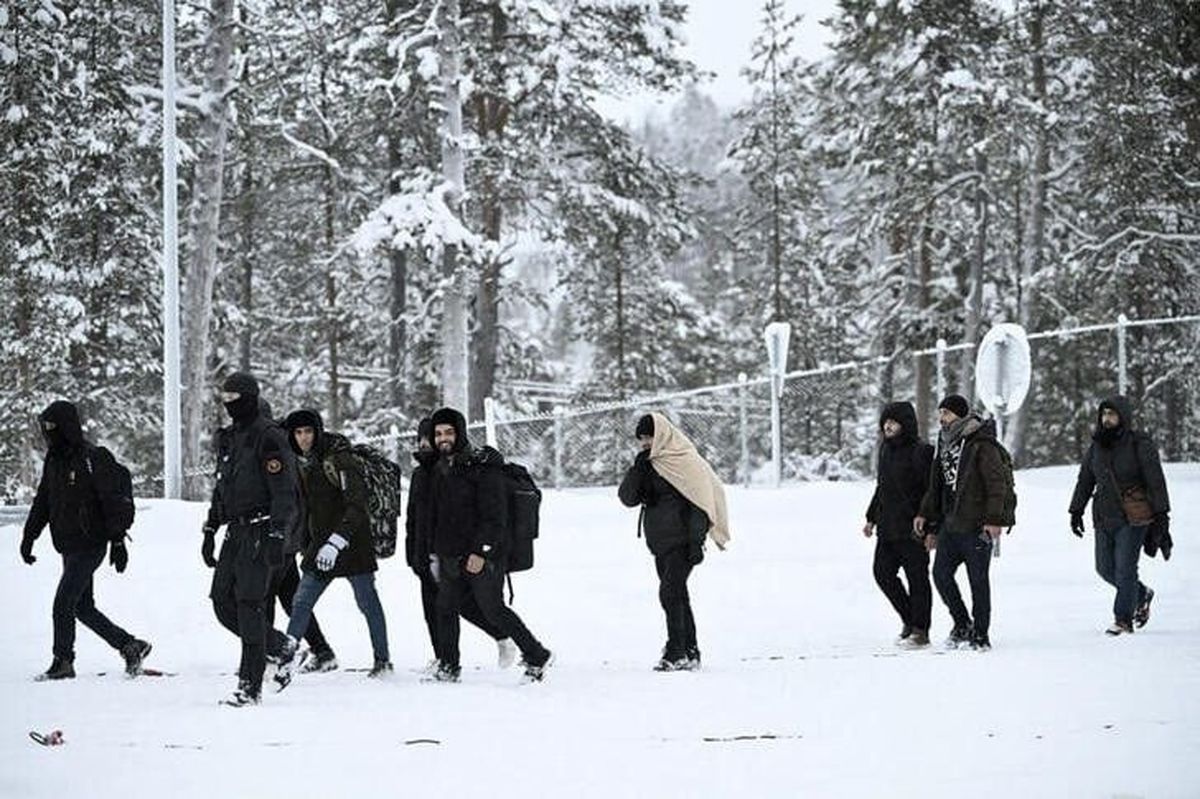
left=427, top=408, right=509, bottom=561
left=1069, top=395, right=1170, bottom=531
left=23, top=401, right=127, bottom=554
left=866, top=401, right=935, bottom=542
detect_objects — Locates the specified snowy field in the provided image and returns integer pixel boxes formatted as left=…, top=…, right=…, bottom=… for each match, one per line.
left=2, top=465, right=1198, bottom=798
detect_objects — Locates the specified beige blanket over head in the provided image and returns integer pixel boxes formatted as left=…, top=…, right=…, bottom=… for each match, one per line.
left=648, top=412, right=731, bottom=550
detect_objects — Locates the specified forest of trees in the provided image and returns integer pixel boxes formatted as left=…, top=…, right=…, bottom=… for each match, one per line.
left=1, top=0, right=1197, bottom=499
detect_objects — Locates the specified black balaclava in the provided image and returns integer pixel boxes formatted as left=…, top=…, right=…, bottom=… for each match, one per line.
left=221, top=372, right=261, bottom=424
left=39, top=400, right=85, bottom=455
left=635, top=414, right=655, bottom=439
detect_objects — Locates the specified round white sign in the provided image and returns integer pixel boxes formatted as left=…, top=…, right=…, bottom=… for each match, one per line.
left=974, top=323, right=1032, bottom=416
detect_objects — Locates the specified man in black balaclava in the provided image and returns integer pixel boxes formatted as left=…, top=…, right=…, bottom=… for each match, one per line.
left=21, top=401, right=152, bottom=680
left=202, top=372, right=301, bottom=706
left=1069, top=396, right=1171, bottom=635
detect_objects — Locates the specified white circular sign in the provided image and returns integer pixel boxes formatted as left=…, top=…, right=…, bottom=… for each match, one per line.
left=974, top=323, right=1032, bottom=416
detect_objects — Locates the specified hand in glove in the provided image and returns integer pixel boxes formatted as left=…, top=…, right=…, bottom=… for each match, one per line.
left=201, top=525, right=218, bottom=568
left=19, top=536, right=36, bottom=565
left=316, top=533, right=349, bottom=571
left=1070, top=513, right=1085, bottom=538
left=110, top=540, right=128, bottom=573
left=1145, top=513, right=1172, bottom=561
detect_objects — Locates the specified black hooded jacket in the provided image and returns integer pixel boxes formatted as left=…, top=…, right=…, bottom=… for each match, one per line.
left=427, top=408, right=509, bottom=560
left=866, top=402, right=935, bottom=542
left=23, top=401, right=127, bottom=554
left=1069, top=395, right=1170, bottom=530
left=284, top=410, right=376, bottom=577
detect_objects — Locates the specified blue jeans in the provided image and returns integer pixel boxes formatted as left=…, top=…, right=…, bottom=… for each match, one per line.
left=288, top=572, right=389, bottom=662
left=1095, top=524, right=1148, bottom=624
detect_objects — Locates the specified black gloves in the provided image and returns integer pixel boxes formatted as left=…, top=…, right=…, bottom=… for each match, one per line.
left=19, top=536, right=36, bottom=565
left=687, top=536, right=705, bottom=565
left=1070, top=513, right=1085, bottom=538
left=110, top=540, right=128, bottom=573
left=201, top=525, right=217, bottom=568
left=1144, top=513, right=1172, bottom=561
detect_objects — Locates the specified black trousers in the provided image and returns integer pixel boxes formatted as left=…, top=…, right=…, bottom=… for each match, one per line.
left=873, top=537, right=932, bottom=630
left=655, top=545, right=697, bottom=659
left=53, top=544, right=134, bottom=661
left=268, top=559, right=332, bottom=656
left=434, top=556, right=548, bottom=670
left=209, top=524, right=279, bottom=695
left=417, top=565, right=504, bottom=656
left=932, top=531, right=993, bottom=636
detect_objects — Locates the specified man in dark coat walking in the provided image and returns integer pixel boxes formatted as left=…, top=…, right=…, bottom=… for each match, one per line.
left=405, top=417, right=513, bottom=672
left=273, top=409, right=391, bottom=687
left=20, top=401, right=152, bottom=680
left=915, top=394, right=1010, bottom=651
left=427, top=407, right=552, bottom=683
left=1069, top=395, right=1171, bottom=635
left=618, top=414, right=711, bottom=671
left=202, top=373, right=301, bottom=706
left=864, top=401, right=934, bottom=647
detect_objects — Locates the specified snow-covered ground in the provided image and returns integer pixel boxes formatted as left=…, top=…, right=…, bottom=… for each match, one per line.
left=2, top=465, right=1198, bottom=798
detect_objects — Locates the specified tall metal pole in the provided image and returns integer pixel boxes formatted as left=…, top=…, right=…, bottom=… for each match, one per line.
left=162, top=0, right=182, bottom=499
left=1117, top=313, right=1129, bottom=395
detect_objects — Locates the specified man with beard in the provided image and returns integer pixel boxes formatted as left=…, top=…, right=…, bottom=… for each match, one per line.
left=20, top=401, right=152, bottom=680
left=914, top=394, right=1010, bottom=651
left=1069, top=396, right=1171, bottom=635
left=405, top=417, right=514, bottom=671
left=202, top=373, right=301, bottom=706
left=426, top=407, right=552, bottom=683
left=864, top=402, right=934, bottom=648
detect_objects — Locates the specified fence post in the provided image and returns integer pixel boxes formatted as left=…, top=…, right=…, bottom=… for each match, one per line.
left=1117, top=313, right=1129, bottom=394
left=484, top=396, right=498, bottom=447
left=738, top=372, right=750, bottom=487
left=553, top=407, right=564, bottom=490
left=935, top=337, right=947, bottom=401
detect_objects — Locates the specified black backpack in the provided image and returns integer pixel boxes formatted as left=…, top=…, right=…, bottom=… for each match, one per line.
left=85, top=446, right=135, bottom=540
left=501, top=462, right=542, bottom=572
left=989, top=440, right=1019, bottom=529
left=348, top=444, right=404, bottom=559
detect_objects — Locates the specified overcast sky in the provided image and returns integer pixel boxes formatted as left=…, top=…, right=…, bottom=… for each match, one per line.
left=597, top=0, right=842, bottom=123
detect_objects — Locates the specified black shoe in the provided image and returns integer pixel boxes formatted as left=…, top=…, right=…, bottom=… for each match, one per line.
left=273, top=636, right=299, bottom=692
left=946, top=625, right=972, bottom=649
left=685, top=647, right=702, bottom=671
left=367, top=660, right=393, bottom=678
left=969, top=631, right=991, bottom=651
left=121, top=639, right=152, bottom=676
left=221, top=681, right=261, bottom=707
left=654, top=653, right=690, bottom=672
left=1134, top=588, right=1154, bottom=629
left=36, top=656, right=76, bottom=681
left=898, top=623, right=913, bottom=642
left=521, top=651, right=554, bottom=683
left=299, top=647, right=339, bottom=674
left=422, top=662, right=461, bottom=683
left=1106, top=620, right=1134, bottom=636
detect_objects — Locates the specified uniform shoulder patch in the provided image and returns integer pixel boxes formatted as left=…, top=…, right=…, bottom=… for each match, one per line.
left=265, top=457, right=284, bottom=475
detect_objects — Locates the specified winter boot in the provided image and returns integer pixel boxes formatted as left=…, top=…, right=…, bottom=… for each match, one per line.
left=654, top=653, right=691, bottom=672
left=969, top=630, right=991, bottom=651
left=903, top=628, right=930, bottom=649
left=497, top=638, right=518, bottom=669
left=945, top=625, right=972, bottom=649
left=272, top=636, right=299, bottom=692
left=521, top=651, right=554, bottom=683
left=422, top=662, right=461, bottom=683
left=121, top=639, right=152, bottom=676
left=367, top=659, right=394, bottom=678
left=1134, top=587, right=1155, bottom=629
left=221, top=681, right=261, bottom=707
left=1105, top=620, right=1134, bottom=636
left=36, top=656, right=76, bottom=682
left=684, top=647, right=702, bottom=671
left=896, top=623, right=913, bottom=644
left=298, top=647, right=339, bottom=674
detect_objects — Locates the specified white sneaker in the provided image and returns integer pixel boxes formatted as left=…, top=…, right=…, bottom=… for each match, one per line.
left=497, top=638, right=518, bottom=669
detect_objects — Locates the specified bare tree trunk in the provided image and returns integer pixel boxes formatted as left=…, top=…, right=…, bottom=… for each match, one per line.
left=181, top=0, right=236, bottom=498
left=388, top=245, right=407, bottom=411
left=469, top=3, right=510, bottom=419
left=438, top=0, right=470, bottom=413
left=237, top=138, right=255, bottom=372
left=960, top=127, right=989, bottom=403
left=1008, top=0, right=1048, bottom=460
left=615, top=225, right=626, bottom=399
left=320, top=60, right=341, bottom=429
left=914, top=218, right=934, bottom=431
